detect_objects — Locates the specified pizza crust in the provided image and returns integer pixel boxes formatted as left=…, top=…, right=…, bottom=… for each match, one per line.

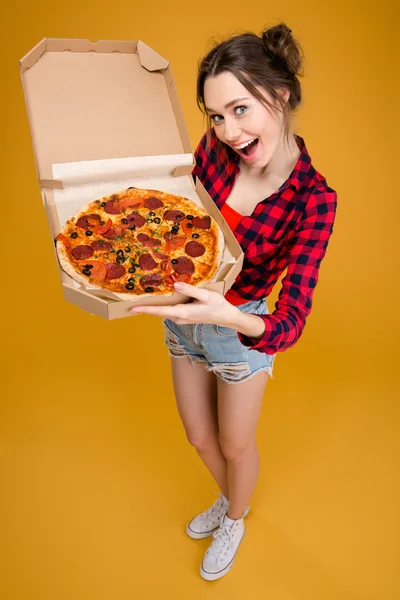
left=56, top=241, right=95, bottom=289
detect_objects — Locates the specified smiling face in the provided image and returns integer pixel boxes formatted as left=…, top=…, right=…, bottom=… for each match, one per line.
left=204, top=72, right=289, bottom=169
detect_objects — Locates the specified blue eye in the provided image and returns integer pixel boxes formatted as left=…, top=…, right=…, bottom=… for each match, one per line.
left=210, top=114, right=223, bottom=124
left=235, top=105, right=248, bottom=116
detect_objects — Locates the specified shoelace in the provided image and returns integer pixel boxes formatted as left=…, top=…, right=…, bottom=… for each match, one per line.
left=206, top=523, right=235, bottom=557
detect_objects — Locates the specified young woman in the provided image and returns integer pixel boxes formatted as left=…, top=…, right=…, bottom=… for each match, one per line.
left=132, top=23, right=337, bottom=581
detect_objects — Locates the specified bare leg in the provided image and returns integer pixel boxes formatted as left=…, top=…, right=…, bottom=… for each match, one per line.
left=170, top=357, right=229, bottom=498
left=217, top=372, right=269, bottom=519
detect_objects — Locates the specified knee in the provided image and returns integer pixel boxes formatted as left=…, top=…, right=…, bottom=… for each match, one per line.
left=218, top=435, right=256, bottom=463
left=186, top=428, right=218, bottom=452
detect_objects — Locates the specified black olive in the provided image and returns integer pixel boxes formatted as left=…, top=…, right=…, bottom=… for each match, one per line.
left=116, top=255, right=125, bottom=264
left=85, top=230, right=93, bottom=236
left=171, top=227, right=179, bottom=233
left=148, top=211, right=156, bottom=217
left=128, top=267, right=136, bottom=273
left=82, top=269, right=91, bottom=276
left=173, top=222, right=180, bottom=227
left=121, top=218, right=128, bottom=224
left=186, top=223, right=193, bottom=228
left=192, top=233, right=200, bottom=239
left=128, top=225, right=136, bottom=231
left=146, top=218, right=154, bottom=223
left=101, top=202, right=106, bottom=207
left=85, top=264, right=93, bottom=269
left=144, top=286, right=154, bottom=293
left=128, top=278, right=135, bottom=284
left=127, top=187, right=136, bottom=190
left=70, top=232, right=78, bottom=239
left=133, top=263, right=140, bottom=268
left=186, top=214, right=194, bottom=219
left=110, top=249, right=116, bottom=253
left=153, top=217, right=161, bottom=224
left=100, top=220, right=105, bottom=226
left=171, top=259, right=178, bottom=264
left=125, top=283, right=135, bottom=290
left=124, top=246, right=131, bottom=253
left=116, top=249, right=124, bottom=256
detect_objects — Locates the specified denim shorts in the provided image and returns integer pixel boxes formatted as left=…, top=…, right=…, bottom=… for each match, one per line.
left=163, top=298, right=276, bottom=385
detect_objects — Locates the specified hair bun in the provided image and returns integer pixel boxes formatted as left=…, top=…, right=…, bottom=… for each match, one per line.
left=262, top=23, right=303, bottom=76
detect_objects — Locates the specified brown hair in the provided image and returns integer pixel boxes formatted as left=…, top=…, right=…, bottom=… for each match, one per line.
left=197, top=23, right=304, bottom=144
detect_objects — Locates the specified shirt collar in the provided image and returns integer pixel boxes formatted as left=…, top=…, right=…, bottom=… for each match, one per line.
left=287, top=135, right=313, bottom=192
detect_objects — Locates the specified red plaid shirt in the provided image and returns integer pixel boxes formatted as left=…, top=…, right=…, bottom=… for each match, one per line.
left=192, top=129, right=337, bottom=355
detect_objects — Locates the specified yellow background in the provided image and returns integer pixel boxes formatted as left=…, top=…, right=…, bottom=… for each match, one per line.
left=2, top=1, right=398, bottom=599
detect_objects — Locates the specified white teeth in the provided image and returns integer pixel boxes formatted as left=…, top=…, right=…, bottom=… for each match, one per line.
left=236, top=138, right=257, bottom=150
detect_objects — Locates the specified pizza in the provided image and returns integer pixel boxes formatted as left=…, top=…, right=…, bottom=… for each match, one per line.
left=55, top=187, right=224, bottom=300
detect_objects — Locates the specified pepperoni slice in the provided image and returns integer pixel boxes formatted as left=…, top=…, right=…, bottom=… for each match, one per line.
left=104, top=199, right=121, bottom=214
left=140, top=274, right=163, bottom=287
left=105, top=263, right=125, bottom=280
left=185, top=241, right=205, bottom=257
left=144, top=197, right=164, bottom=210
left=137, top=233, right=159, bottom=248
left=139, top=253, right=158, bottom=271
left=173, top=256, right=195, bottom=275
left=93, top=219, right=112, bottom=235
left=127, top=213, right=146, bottom=228
left=164, top=209, right=185, bottom=221
left=90, top=240, right=112, bottom=251
left=192, top=216, right=211, bottom=229
left=71, top=245, right=94, bottom=260
left=153, top=250, right=168, bottom=260
left=76, top=214, right=101, bottom=229
left=89, top=261, right=107, bottom=282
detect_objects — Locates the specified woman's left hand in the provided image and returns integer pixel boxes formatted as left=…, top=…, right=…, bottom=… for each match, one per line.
left=130, top=281, right=239, bottom=327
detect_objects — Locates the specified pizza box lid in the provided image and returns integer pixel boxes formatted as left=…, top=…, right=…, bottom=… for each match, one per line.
left=19, top=38, right=193, bottom=185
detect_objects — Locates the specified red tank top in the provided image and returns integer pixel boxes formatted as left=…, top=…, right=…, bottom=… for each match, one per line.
left=220, top=203, right=248, bottom=306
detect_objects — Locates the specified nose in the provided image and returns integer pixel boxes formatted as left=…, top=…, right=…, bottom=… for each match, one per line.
left=223, top=118, right=241, bottom=143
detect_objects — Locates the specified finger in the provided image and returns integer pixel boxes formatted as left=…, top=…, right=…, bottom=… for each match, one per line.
left=173, top=282, right=211, bottom=302
left=130, top=303, right=188, bottom=319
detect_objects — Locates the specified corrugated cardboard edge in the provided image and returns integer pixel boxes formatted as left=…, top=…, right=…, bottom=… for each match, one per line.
left=20, top=39, right=139, bottom=72
left=19, top=38, right=169, bottom=75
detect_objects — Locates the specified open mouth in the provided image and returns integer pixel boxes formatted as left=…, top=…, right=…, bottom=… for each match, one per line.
left=235, top=138, right=259, bottom=159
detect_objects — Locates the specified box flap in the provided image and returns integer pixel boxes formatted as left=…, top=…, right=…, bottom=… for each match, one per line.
left=137, top=40, right=169, bottom=72
left=20, top=38, right=191, bottom=181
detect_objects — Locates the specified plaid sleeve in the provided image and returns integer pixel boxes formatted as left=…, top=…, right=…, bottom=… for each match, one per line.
left=238, top=186, right=338, bottom=355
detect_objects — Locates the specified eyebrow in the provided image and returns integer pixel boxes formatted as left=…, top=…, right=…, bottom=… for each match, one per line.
left=205, top=97, right=251, bottom=113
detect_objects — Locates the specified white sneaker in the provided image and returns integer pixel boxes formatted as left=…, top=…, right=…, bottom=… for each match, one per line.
left=200, top=513, right=246, bottom=581
left=186, top=493, right=249, bottom=540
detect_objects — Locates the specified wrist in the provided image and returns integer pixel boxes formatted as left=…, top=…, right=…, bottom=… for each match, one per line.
left=227, top=309, right=266, bottom=340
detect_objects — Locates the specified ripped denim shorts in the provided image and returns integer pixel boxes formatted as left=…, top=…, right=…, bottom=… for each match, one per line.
left=163, top=298, right=276, bottom=385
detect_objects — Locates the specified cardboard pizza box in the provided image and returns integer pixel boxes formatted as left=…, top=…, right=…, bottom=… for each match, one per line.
left=19, top=38, right=244, bottom=320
